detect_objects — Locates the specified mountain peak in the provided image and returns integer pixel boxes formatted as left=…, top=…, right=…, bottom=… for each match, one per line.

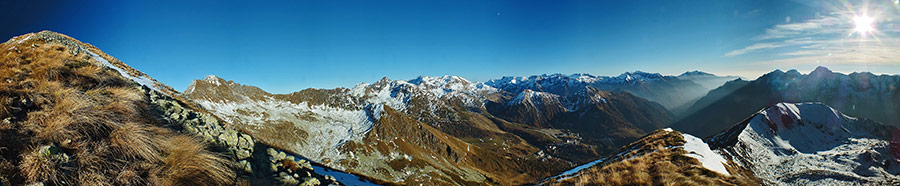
left=618, top=71, right=664, bottom=81
left=810, top=66, right=833, bottom=75
left=679, top=70, right=715, bottom=77
left=201, top=75, right=226, bottom=86
left=205, top=74, right=222, bottom=81
left=408, top=75, right=471, bottom=87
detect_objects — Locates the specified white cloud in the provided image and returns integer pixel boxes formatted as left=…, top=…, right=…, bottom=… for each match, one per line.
left=724, top=2, right=900, bottom=71
left=725, top=42, right=781, bottom=56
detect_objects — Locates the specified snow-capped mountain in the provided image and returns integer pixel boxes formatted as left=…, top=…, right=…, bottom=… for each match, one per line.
left=486, top=71, right=714, bottom=114
left=673, top=66, right=900, bottom=138
left=186, top=75, right=557, bottom=185
left=542, top=102, right=900, bottom=185
left=185, top=74, right=679, bottom=185
left=709, top=102, right=900, bottom=185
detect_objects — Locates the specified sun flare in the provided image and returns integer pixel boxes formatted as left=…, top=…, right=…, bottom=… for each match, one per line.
left=853, top=14, right=875, bottom=35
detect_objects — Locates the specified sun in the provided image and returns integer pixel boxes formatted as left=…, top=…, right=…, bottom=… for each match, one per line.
left=853, top=14, right=875, bottom=35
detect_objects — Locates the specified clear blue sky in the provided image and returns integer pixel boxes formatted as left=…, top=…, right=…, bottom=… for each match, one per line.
left=3, top=0, right=898, bottom=93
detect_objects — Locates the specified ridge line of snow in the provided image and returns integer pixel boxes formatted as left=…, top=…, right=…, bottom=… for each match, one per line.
left=681, top=133, right=731, bottom=176
left=87, top=50, right=160, bottom=92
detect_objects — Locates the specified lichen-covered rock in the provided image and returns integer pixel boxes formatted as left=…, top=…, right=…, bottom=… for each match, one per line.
left=300, top=177, right=321, bottom=186
left=235, top=149, right=252, bottom=160
left=238, top=133, right=253, bottom=149
left=297, top=159, right=313, bottom=170
left=219, top=130, right=239, bottom=147
left=279, top=172, right=300, bottom=185
left=237, top=160, right=252, bottom=174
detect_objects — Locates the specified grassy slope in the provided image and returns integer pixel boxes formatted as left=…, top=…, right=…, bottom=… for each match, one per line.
left=0, top=32, right=235, bottom=186
left=543, top=130, right=760, bottom=186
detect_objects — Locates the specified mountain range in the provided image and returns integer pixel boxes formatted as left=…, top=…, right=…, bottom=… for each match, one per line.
left=3, top=31, right=898, bottom=186
left=544, top=102, right=900, bottom=185
left=672, top=66, right=900, bottom=138
left=183, top=73, right=689, bottom=185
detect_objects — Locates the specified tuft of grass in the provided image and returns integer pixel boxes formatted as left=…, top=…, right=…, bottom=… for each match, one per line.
left=109, top=122, right=163, bottom=162
left=152, top=136, right=235, bottom=186
left=19, top=145, right=70, bottom=185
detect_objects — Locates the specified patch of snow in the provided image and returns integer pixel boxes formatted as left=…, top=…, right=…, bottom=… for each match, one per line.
left=87, top=51, right=160, bottom=92
left=194, top=96, right=374, bottom=161
left=681, top=133, right=731, bottom=176
left=553, top=157, right=607, bottom=180
left=8, top=34, right=32, bottom=50
left=663, top=128, right=673, bottom=132
left=205, top=75, right=222, bottom=86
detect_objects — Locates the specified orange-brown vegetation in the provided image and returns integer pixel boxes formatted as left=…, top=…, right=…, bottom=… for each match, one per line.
left=545, top=130, right=760, bottom=186
left=0, top=32, right=236, bottom=185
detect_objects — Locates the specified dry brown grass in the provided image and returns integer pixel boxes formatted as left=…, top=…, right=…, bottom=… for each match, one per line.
left=545, top=130, right=760, bottom=186
left=19, top=146, right=69, bottom=185
left=0, top=31, right=237, bottom=185
left=152, top=136, right=235, bottom=186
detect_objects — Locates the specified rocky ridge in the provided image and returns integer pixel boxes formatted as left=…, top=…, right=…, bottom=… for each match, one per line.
left=0, top=31, right=351, bottom=186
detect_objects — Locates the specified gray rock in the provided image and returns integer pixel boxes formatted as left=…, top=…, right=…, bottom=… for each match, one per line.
left=235, top=149, right=252, bottom=160
left=242, top=133, right=254, bottom=145
left=237, top=160, right=252, bottom=174
left=300, top=177, right=320, bottom=186
left=270, top=163, right=280, bottom=172
left=275, top=152, right=287, bottom=162
left=298, top=159, right=313, bottom=170
left=218, top=131, right=239, bottom=147
left=324, top=175, right=337, bottom=182
left=169, top=112, right=182, bottom=121
left=279, top=172, right=299, bottom=185
left=267, top=148, right=279, bottom=156
left=185, top=125, right=199, bottom=134
left=237, top=133, right=254, bottom=149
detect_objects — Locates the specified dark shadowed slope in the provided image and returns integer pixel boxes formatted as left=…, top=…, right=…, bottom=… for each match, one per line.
left=672, top=67, right=900, bottom=138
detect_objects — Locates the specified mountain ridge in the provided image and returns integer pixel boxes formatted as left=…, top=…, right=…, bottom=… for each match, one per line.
left=542, top=102, right=900, bottom=185
left=184, top=73, right=689, bottom=185
left=0, top=31, right=356, bottom=186
left=672, top=66, right=900, bottom=138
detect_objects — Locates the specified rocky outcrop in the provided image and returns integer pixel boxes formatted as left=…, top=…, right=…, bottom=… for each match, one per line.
left=145, top=86, right=341, bottom=185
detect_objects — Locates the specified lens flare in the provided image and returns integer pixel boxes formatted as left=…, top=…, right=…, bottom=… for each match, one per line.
left=853, top=15, right=875, bottom=36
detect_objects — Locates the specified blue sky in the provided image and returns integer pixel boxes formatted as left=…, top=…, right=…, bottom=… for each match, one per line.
left=2, top=0, right=898, bottom=93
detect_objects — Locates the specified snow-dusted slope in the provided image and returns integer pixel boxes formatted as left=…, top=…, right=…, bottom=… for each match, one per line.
left=192, top=95, right=375, bottom=160
left=681, top=133, right=730, bottom=176
left=711, top=102, right=900, bottom=185
left=187, top=75, right=528, bottom=185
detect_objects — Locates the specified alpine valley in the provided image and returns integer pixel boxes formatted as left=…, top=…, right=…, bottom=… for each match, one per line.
left=3, top=31, right=899, bottom=186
